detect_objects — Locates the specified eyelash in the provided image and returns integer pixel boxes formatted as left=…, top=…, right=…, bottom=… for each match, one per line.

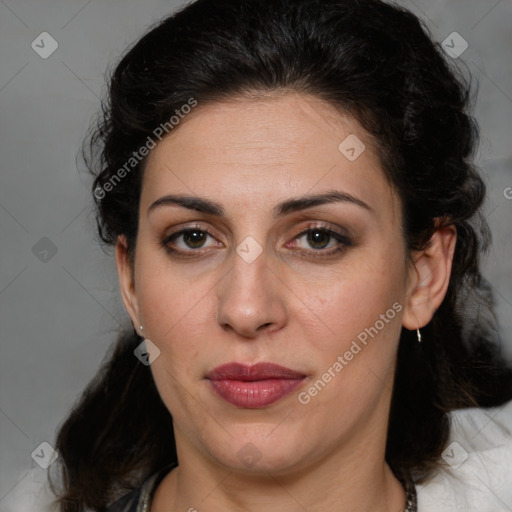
left=160, top=223, right=353, bottom=259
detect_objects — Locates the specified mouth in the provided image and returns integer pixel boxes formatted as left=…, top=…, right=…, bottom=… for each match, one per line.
left=205, top=362, right=306, bottom=408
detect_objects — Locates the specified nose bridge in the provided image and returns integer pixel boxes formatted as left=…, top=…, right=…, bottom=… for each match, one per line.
left=216, top=242, right=287, bottom=337
left=231, top=247, right=271, bottom=300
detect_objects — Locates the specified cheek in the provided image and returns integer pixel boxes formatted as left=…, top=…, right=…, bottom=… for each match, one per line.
left=297, top=278, right=404, bottom=421
left=135, top=251, right=212, bottom=332
left=134, top=258, right=218, bottom=389
left=295, top=255, right=406, bottom=418
left=137, top=266, right=214, bottom=421
left=301, top=250, right=406, bottom=354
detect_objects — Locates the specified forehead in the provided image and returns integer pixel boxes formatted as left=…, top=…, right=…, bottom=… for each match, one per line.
left=141, top=92, right=400, bottom=222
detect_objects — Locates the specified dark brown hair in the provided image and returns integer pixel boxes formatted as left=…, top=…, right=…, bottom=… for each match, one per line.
left=49, top=0, right=512, bottom=509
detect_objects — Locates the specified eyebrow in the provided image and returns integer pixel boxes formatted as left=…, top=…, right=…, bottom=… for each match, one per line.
left=147, top=190, right=372, bottom=217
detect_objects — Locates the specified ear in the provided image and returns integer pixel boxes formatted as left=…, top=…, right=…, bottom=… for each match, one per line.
left=115, top=235, right=140, bottom=330
left=402, top=224, right=457, bottom=331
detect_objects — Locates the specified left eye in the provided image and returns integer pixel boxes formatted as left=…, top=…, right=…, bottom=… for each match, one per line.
left=291, top=228, right=350, bottom=252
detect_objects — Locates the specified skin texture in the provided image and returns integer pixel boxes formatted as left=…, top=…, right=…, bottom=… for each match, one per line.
left=116, top=92, right=456, bottom=512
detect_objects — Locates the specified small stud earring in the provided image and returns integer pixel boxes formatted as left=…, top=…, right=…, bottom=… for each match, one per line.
left=417, top=328, right=422, bottom=343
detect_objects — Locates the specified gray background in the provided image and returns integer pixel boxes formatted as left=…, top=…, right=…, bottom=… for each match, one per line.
left=0, top=0, right=511, bottom=506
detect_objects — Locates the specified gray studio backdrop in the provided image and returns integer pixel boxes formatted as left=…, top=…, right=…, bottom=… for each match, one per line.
left=1, top=0, right=511, bottom=505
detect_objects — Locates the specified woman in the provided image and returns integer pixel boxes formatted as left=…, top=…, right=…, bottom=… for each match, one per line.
left=40, top=0, right=512, bottom=510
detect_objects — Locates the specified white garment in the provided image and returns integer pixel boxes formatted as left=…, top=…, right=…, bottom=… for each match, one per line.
left=416, top=398, right=512, bottom=511
left=2, top=400, right=512, bottom=512
left=0, top=467, right=59, bottom=512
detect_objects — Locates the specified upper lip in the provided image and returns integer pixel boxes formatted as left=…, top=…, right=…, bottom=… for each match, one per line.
left=206, top=362, right=306, bottom=381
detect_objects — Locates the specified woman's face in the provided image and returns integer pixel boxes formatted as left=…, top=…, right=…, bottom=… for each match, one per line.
left=121, top=92, right=415, bottom=474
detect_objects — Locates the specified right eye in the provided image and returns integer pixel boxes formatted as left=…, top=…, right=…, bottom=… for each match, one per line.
left=161, top=225, right=223, bottom=256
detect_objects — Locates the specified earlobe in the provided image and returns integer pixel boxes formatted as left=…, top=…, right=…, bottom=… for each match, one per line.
left=402, top=225, right=457, bottom=331
left=115, top=235, right=140, bottom=328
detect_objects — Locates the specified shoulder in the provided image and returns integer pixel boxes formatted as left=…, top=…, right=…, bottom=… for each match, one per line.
left=104, top=488, right=140, bottom=512
left=105, top=465, right=174, bottom=512
left=0, top=467, right=61, bottom=512
left=0, top=464, right=173, bottom=512
left=416, top=398, right=512, bottom=512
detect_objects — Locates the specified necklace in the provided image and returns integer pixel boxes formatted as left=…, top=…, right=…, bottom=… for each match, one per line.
left=395, top=470, right=417, bottom=512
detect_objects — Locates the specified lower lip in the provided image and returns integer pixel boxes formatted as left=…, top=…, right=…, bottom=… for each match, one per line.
left=208, top=378, right=305, bottom=408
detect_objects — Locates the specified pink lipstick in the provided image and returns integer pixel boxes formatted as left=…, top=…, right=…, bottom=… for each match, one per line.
left=206, top=362, right=306, bottom=408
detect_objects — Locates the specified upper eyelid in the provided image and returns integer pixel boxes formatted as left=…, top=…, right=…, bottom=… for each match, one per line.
left=164, top=224, right=219, bottom=241
left=164, top=221, right=345, bottom=237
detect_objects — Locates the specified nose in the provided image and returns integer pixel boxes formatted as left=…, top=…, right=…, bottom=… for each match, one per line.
left=216, top=248, right=288, bottom=338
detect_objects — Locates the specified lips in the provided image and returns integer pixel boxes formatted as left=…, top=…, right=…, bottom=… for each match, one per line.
left=206, top=362, right=306, bottom=408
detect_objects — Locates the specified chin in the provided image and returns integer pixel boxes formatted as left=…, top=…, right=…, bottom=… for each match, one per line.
left=202, top=427, right=312, bottom=475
